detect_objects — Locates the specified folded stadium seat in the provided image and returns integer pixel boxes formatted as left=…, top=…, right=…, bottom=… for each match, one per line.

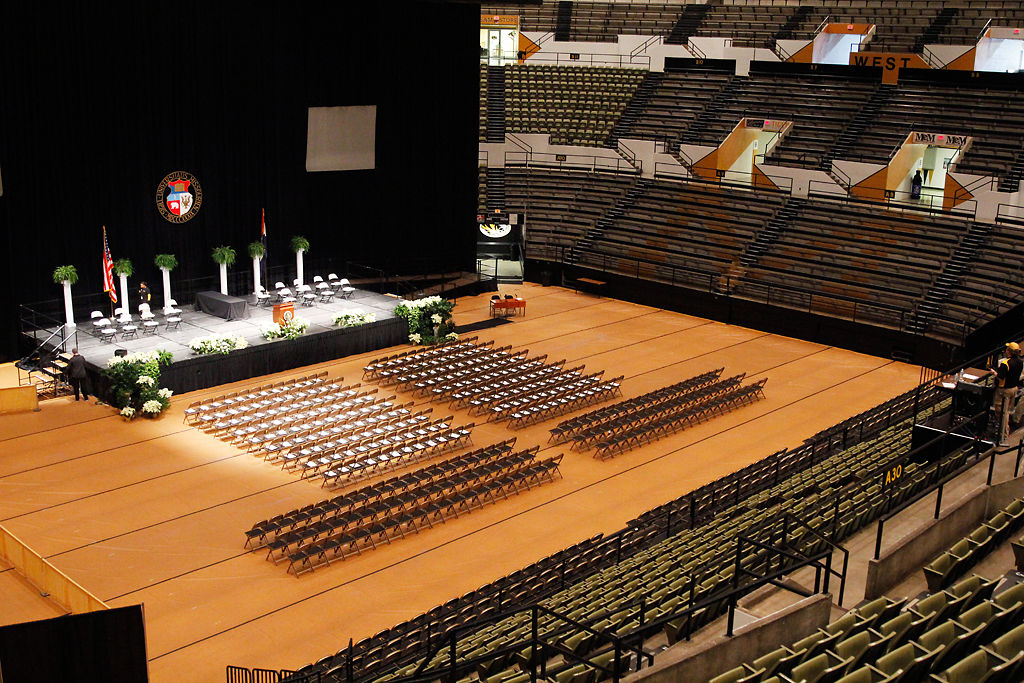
left=870, top=642, right=936, bottom=681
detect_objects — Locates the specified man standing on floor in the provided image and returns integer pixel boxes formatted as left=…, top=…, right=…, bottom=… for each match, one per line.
left=992, top=341, right=1022, bottom=443
left=67, top=347, right=91, bottom=402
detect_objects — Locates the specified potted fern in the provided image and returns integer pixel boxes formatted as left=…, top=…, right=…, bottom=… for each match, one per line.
left=154, top=253, right=178, bottom=314
left=290, top=236, right=310, bottom=286
left=248, top=241, right=266, bottom=296
left=113, top=258, right=133, bottom=317
left=211, top=246, right=236, bottom=295
left=53, top=265, right=79, bottom=328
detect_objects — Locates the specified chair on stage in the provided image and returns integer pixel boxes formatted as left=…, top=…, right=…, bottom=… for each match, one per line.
left=299, top=284, right=317, bottom=307
left=278, top=287, right=296, bottom=304
left=91, top=310, right=107, bottom=330
left=317, top=282, right=335, bottom=303
left=115, top=308, right=139, bottom=339
left=139, top=303, right=160, bottom=335
left=338, top=278, right=356, bottom=299
left=98, top=321, right=117, bottom=343
left=328, top=273, right=339, bottom=288
left=255, top=286, right=271, bottom=307
left=114, top=307, right=132, bottom=324
left=166, top=298, right=182, bottom=316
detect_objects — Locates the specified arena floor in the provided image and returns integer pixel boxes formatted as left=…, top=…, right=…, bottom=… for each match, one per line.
left=0, top=283, right=924, bottom=683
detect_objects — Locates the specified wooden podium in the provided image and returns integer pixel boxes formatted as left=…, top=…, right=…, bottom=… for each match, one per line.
left=272, top=302, right=295, bottom=324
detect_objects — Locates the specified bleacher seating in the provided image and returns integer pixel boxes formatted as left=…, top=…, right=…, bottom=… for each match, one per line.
left=504, top=64, right=645, bottom=146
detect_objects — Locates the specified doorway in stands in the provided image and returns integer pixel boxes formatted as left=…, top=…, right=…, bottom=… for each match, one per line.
left=480, top=14, right=519, bottom=66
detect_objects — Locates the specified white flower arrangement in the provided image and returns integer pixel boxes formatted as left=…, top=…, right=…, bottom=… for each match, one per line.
left=445, top=332, right=459, bottom=342
left=399, top=295, right=444, bottom=309
left=189, top=334, right=248, bottom=355
left=260, top=318, right=310, bottom=341
left=409, top=333, right=422, bottom=344
left=120, top=406, right=135, bottom=418
left=430, top=313, right=442, bottom=324
left=142, top=400, right=163, bottom=414
left=157, top=387, right=173, bottom=399
left=334, top=310, right=376, bottom=328
left=136, top=375, right=155, bottom=386
left=107, top=350, right=164, bottom=367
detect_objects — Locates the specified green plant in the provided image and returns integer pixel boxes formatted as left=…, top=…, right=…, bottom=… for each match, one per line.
left=113, top=258, right=134, bottom=276
left=154, top=254, right=178, bottom=271
left=289, top=235, right=310, bottom=253
left=394, top=296, right=456, bottom=345
left=211, top=245, right=237, bottom=266
left=248, top=241, right=266, bottom=259
left=52, top=265, right=78, bottom=285
left=103, top=350, right=174, bottom=420
left=260, top=318, right=309, bottom=341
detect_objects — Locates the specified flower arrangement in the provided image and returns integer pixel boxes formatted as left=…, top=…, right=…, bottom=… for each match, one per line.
left=394, top=296, right=456, bottom=345
left=103, top=350, right=174, bottom=420
left=189, top=334, right=248, bottom=355
left=334, top=310, right=376, bottom=328
left=260, top=318, right=309, bottom=341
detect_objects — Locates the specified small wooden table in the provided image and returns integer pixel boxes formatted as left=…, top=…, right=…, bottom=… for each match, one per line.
left=490, top=298, right=526, bottom=318
left=574, top=277, right=606, bottom=296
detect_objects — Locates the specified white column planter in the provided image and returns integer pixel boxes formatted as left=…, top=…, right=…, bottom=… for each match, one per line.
left=161, top=267, right=174, bottom=314
left=118, top=273, right=129, bottom=317
left=253, top=257, right=262, bottom=295
left=295, top=249, right=305, bottom=286
left=219, top=263, right=229, bottom=295
left=62, top=281, right=75, bottom=328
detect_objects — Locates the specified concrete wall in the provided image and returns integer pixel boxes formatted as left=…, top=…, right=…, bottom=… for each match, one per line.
left=864, top=485, right=989, bottom=600
left=627, top=594, right=832, bottom=683
left=987, top=475, right=1024, bottom=515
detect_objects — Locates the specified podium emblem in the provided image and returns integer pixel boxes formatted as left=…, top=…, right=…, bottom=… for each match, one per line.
left=156, top=171, right=203, bottom=223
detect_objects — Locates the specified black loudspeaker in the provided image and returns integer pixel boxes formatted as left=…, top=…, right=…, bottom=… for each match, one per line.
left=114, top=348, right=128, bottom=357
left=952, top=381, right=989, bottom=419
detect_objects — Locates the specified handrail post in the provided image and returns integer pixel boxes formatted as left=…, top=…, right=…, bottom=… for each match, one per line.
left=874, top=518, right=884, bottom=560
left=934, top=483, right=944, bottom=519
left=448, top=632, right=458, bottom=683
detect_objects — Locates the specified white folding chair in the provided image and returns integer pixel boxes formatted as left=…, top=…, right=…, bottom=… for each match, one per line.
left=166, top=298, right=182, bottom=315
left=317, top=282, right=335, bottom=303
left=91, top=311, right=106, bottom=329
left=338, top=278, right=355, bottom=299
left=299, top=284, right=317, bottom=307
left=279, top=287, right=296, bottom=304
left=99, top=322, right=117, bottom=343
left=255, top=286, right=271, bottom=306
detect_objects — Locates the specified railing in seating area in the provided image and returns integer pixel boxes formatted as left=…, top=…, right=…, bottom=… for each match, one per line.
left=807, top=178, right=979, bottom=219
left=505, top=150, right=641, bottom=174
left=654, top=163, right=794, bottom=193
left=534, top=243, right=968, bottom=342
left=521, top=51, right=651, bottom=69
left=0, top=523, right=109, bottom=614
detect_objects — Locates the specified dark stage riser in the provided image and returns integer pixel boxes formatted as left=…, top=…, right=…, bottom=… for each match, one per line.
left=87, top=317, right=407, bottom=397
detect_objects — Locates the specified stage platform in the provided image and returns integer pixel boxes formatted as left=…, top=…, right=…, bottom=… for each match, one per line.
left=25, top=288, right=409, bottom=395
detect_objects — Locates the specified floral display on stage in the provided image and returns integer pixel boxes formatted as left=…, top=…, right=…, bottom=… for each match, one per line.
left=333, top=310, right=376, bottom=328
left=260, top=317, right=309, bottom=341
left=188, top=333, right=249, bottom=355
left=104, top=350, right=174, bottom=420
left=394, top=295, right=457, bottom=345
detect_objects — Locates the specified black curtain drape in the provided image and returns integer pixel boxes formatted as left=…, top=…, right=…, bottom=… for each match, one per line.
left=0, top=3, right=479, bottom=360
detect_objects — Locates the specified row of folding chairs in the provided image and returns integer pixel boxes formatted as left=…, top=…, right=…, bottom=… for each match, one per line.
left=420, top=353, right=547, bottom=403
left=505, top=377, right=626, bottom=429
left=488, top=372, right=607, bottom=422
left=450, top=360, right=565, bottom=410
left=594, top=379, right=767, bottom=459
left=317, top=421, right=476, bottom=490
left=385, top=345, right=522, bottom=392
left=266, top=446, right=541, bottom=563
left=549, top=368, right=725, bottom=443
left=570, top=373, right=747, bottom=449
left=238, top=395, right=403, bottom=450
left=277, top=411, right=441, bottom=473
left=182, top=371, right=329, bottom=424
left=197, top=383, right=364, bottom=434
left=286, top=453, right=564, bottom=575
left=465, top=365, right=587, bottom=417
left=923, top=496, right=1024, bottom=592
left=245, top=390, right=387, bottom=455
left=373, top=341, right=499, bottom=386
left=244, top=439, right=520, bottom=549
left=362, top=337, right=481, bottom=381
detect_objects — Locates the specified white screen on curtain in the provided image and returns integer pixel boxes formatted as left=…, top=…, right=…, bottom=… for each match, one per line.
left=305, top=105, right=377, bottom=172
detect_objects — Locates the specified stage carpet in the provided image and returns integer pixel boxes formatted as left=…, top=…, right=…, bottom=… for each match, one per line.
left=0, top=283, right=924, bottom=683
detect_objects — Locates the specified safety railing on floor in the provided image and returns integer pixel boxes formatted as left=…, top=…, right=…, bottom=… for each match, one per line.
left=0, top=524, right=109, bottom=614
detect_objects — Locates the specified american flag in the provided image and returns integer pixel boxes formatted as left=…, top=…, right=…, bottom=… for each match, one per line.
left=102, top=226, right=117, bottom=303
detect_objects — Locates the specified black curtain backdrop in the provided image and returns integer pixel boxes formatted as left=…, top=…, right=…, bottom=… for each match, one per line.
left=0, top=3, right=480, bottom=360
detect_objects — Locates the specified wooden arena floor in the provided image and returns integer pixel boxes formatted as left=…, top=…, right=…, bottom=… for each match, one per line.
left=0, top=284, right=924, bottom=683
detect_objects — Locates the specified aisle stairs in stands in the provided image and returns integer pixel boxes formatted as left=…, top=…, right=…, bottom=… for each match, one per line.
left=555, top=1, right=573, bottom=42
left=486, top=168, right=506, bottom=213
left=679, top=75, right=744, bottom=146
left=913, top=7, right=959, bottom=54
left=567, top=177, right=648, bottom=264
left=908, top=221, right=992, bottom=336
left=606, top=71, right=664, bottom=147
left=739, top=196, right=805, bottom=268
left=485, top=66, right=506, bottom=143
left=665, top=1, right=716, bottom=45
left=819, top=83, right=896, bottom=173
left=770, top=5, right=814, bottom=49
left=999, top=147, right=1024, bottom=193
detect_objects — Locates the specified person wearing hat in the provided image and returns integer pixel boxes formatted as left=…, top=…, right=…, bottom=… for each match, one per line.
left=992, top=341, right=1023, bottom=443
